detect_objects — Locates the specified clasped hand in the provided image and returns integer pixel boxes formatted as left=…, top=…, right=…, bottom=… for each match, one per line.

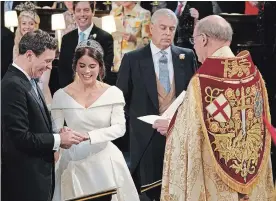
left=59, top=127, right=89, bottom=149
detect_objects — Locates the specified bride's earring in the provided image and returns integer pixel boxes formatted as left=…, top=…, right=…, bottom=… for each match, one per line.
left=74, top=72, right=79, bottom=82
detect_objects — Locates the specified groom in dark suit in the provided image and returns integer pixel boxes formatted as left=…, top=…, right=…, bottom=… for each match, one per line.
left=58, top=1, right=114, bottom=87
left=1, top=30, right=87, bottom=201
left=117, top=9, right=197, bottom=201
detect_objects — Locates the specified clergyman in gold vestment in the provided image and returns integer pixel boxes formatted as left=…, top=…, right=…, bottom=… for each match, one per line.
left=159, top=15, right=275, bottom=201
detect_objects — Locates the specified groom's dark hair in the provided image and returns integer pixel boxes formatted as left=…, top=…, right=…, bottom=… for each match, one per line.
left=73, top=1, right=95, bottom=12
left=18, top=29, right=57, bottom=57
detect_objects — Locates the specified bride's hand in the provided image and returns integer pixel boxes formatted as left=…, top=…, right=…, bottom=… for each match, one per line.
left=72, top=131, right=90, bottom=141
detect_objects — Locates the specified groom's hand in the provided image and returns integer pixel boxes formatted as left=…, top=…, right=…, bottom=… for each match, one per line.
left=59, top=126, right=72, bottom=133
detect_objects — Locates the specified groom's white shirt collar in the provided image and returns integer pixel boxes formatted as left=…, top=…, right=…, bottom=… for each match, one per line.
left=12, top=62, right=31, bottom=81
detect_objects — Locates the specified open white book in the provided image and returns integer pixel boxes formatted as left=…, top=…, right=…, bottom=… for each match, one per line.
left=138, top=90, right=186, bottom=124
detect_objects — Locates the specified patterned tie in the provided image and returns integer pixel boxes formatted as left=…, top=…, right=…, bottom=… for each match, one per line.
left=79, top=32, right=85, bottom=43
left=30, top=79, right=43, bottom=105
left=30, top=79, right=39, bottom=96
left=159, top=50, right=171, bottom=93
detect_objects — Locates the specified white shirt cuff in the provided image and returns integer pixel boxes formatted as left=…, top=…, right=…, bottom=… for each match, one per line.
left=53, top=134, right=61, bottom=150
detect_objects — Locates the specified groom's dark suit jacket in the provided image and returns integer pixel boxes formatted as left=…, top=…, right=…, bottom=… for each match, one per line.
left=1, top=65, right=55, bottom=201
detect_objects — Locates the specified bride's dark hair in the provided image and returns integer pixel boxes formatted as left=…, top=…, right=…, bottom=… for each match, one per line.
left=72, top=47, right=106, bottom=81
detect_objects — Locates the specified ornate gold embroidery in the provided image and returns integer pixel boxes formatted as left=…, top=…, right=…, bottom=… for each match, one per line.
left=218, top=194, right=236, bottom=201
left=205, top=81, right=264, bottom=182
left=214, top=173, right=235, bottom=193
left=198, top=186, right=208, bottom=201
left=222, top=58, right=252, bottom=78
left=205, top=87, right=224, bottom=103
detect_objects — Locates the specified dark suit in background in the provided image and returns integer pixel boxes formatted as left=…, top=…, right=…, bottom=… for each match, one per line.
left=2, top=65, right=55, bottom=201
left=1, top=27, right=14, bottom=79
left=216, top=1, right=245, bottom=14
left=1, top=1, right=14, bottom=79
left=117, top=44, right=197, bottom=200
left=58, top=25, right=114, bottom=88
left=175, top=1, right=213, bottom=49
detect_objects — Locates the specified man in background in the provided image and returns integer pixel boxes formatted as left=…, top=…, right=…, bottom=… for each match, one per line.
left=117, top=8, right=197, bottom=201
left=58, top=1, right=114, bottom=87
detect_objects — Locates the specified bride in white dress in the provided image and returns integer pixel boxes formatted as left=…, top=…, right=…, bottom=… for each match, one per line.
left=51, top=40, right=140, bottom=201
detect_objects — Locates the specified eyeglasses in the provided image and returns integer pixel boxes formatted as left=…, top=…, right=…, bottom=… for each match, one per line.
left=189, top=33, right=209, bottom=45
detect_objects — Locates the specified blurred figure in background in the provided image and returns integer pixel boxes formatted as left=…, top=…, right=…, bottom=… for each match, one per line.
left=174, top=1, right=213, bottom=50
left=36, top=1, right=57, bottom=9
left=3, top=1, right=27, bottom=12
left=61, top=1, right=77, bottom=37
left=1, top=27, right=14, bottom=79
left=13, top=1, right=40, bottom=59
left=110, top=1, right=151, bottom=72
left=112, top=1, right=121, bottom=10
left=58, top=1, right=114, bottom=87
left=1, top=3, right=14, bottom=79
left=245, top=1, right=260, bottom=15
left=215, top=1, right=246, bottom=14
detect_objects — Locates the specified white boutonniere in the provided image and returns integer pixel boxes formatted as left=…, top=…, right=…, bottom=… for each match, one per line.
left=92, top=34, right=97, bottom=39
left=179, top=54, right=185, bottom=60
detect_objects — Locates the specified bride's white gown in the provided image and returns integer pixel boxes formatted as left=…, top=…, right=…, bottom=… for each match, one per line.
left=51, top=86, right=140, bottom=201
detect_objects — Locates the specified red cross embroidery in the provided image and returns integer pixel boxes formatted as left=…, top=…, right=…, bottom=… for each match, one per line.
left=212, top=100, right=230, bottom=121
